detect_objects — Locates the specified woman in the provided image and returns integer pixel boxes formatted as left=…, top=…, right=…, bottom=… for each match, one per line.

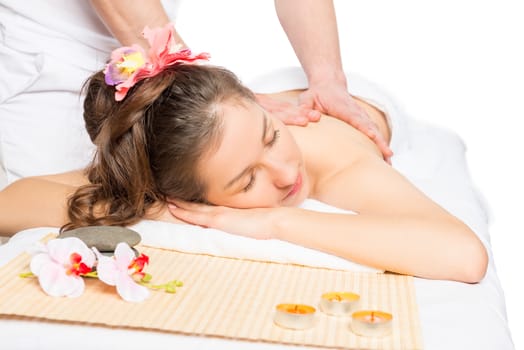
left=0, top=28, right=487, bottom=284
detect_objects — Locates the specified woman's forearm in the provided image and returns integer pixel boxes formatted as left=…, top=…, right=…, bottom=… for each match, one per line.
left=275, top=209, right=488, bottom=283
left=0, top=178, right=75, bottom=236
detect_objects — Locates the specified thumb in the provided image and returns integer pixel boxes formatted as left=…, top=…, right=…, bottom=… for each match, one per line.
left=298, top=90, right=316, bottom=110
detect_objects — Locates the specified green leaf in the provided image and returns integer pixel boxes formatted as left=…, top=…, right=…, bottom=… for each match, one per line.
left=165, top=285, right=177, bottom=293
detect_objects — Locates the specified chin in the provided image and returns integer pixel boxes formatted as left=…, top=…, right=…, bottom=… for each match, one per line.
left=282, top=190, right=308, bottom=208
left=293, top=193, right=309, bottom=207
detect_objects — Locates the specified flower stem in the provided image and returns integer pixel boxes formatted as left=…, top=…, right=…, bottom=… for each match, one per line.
left=19, top=272, right=35, bottom=278
left=141, top=279, right=183, bottom=293
left=82, top=271, right=99, bottom=278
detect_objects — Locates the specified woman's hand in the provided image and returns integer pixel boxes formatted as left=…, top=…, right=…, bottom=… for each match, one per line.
left=144, top=202, right=186, bottom=224
left=167, top=200, right=284, bottom=240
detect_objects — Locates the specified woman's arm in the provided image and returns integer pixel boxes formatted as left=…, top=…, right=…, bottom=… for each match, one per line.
left=169, top=157, right=488, bottom=283
left=0, top=171, right=85, bottom=236
left=275, top=158, right=488, bottom=283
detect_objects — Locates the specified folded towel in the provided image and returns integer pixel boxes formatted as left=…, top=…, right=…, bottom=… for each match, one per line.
left=132, top=198, right=383, bottom=273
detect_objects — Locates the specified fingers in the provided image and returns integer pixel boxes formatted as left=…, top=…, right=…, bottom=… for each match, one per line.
left=287, top=107, right=320, bottom=125
left=306, top=109, right=321, bottom=122
left=298, top=91, right=322, bottom=122
left=364, top=123, right=394, bottom=163
left=167, top=202, right=212, bottom=228
left=290, top=115, right=310, bottom=126
left=347, top=113, right=394, bottom=163
left=375, top=138, right=394, bottom=164
left=168, top=199, right=220, bottom=214
left=258, top=96, right=312, bottom=126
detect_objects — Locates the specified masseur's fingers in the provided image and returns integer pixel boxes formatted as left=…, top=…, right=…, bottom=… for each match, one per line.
left=255, top=93, right=320, bottom=126
left=354, top=120, right=393, bottom=165
left=351, top=113, right=393, bottom=164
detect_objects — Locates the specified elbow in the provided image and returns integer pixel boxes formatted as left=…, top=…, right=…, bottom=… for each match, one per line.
left=0, top=189, right=11, bottom=237
left=463, top=242, right=488, bottom=284
left=454, top=229, right=489, bottom=284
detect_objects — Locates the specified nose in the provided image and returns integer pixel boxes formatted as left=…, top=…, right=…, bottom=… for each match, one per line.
left=263, top=156, right=296, bottom=189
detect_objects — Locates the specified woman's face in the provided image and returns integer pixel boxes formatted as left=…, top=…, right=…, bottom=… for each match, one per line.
left=199, top=99, right=309, bottom=208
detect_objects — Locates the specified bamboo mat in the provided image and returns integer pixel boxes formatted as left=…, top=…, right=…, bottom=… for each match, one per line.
left=0, top=242, right=423, bottom=350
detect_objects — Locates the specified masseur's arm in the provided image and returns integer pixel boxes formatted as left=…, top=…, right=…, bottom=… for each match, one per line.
left=0, top=172, right=84, bottom=236
left=273, top=0, right=392, bottom=161
left=89, top=0, right=186, bottom=48
left=275, top=0, right=344, bottom=93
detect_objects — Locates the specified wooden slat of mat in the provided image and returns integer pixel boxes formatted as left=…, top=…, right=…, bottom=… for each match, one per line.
left=0, top=244, right=423, bottom=350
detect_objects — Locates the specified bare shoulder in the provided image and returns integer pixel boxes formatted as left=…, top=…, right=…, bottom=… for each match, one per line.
left=315, top=156, right=450, bottom=218
left=35, top=170, right=88, bottom=187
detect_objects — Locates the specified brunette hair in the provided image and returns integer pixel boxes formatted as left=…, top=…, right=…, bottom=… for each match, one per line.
left=62, top=64, right=255, bottom=231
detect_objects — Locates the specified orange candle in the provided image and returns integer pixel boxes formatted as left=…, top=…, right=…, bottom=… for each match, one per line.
left=273, top=303, right=316, bottom=330
left=351, top=310, right=393, bottom=337
left=319, top=291, right=360, bottom=316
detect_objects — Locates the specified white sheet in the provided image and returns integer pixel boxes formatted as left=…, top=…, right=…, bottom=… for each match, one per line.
left=0, top=69, right=514, bottom=349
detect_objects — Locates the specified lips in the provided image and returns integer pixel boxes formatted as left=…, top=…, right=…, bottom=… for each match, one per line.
left=285, top=173, right=303, bottom=200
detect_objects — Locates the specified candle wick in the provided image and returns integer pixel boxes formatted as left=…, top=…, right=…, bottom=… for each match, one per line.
left=294, top=305, right=298, bottom=312
left=371, top=312, right=375, bottom=322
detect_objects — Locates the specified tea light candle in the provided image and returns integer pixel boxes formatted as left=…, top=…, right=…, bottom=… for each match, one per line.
left=273, top=303, right=316, bottom=330
left=351, top=310, right=393, bottom=337
left=319, top=291, right=360, bottom=316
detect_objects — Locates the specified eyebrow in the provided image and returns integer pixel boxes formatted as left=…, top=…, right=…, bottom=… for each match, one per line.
left=224, top=111, right=268, bottom=190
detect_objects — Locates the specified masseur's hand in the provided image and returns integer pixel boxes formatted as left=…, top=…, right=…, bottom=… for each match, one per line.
left=300, top=81, right=393, bottom=163
left=167, top=200, right=285, bottom=240
left=256, top=93, right=321, bottom=126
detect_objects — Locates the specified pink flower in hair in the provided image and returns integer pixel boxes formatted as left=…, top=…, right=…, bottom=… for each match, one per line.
left=143, top=23, right=210, bottom=73
left=104, top=23, right=210, bottom=101
left=104, top=45, right=147, bottom=101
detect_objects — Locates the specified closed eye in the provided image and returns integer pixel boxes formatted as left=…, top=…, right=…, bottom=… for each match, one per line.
left=243, top=172, right=256, bottom=192
left=243, top=130, right=279, bottom=192
left=267, top=130, right=280, bottom=147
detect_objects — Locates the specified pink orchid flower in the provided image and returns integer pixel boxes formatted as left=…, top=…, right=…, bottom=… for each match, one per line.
left=104, top=22, right=210, bottom=101
left=104, top=44, right=146, bottom=89
left=94, top=242, right=150, bottom=302
left=30, top=237, right=96, bottom=298
left=142, top=23, right=210, bottom=74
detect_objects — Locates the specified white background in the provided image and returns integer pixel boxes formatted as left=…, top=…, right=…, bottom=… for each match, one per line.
left=177, top=1, right=523, bottom=348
